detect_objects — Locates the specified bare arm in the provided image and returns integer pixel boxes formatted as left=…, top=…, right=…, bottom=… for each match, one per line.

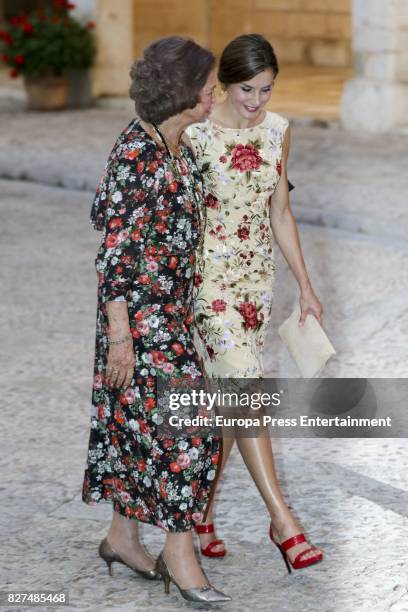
left=269, top=126, right=323, bottom=325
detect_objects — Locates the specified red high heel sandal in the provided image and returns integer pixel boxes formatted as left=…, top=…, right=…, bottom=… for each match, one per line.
left=194, top=523, right=227, bottom=558
left=269, top=524, right=323, bottom=573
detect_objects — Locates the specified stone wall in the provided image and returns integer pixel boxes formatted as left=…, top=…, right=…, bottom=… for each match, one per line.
left=133, top=0, right=209, bottom=57
left=210, top=0, right=352, bottom=67
left=131, top=0, right=352, bottom=67
left=94, top=0, right=353, bottom=97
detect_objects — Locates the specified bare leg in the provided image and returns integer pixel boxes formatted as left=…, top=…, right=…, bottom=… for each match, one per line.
left=236, top=434, right=323, bottom=563
left=106, top=510, right=156, bottom=571
left=162, top=530, right=208, bottom=589
left=196, top=435, right=235, bottom=553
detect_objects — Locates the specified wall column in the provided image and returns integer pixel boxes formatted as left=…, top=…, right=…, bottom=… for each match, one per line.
left=341, top=0, right=408, bottom=132
left=93, top=0, right=134, bottom=96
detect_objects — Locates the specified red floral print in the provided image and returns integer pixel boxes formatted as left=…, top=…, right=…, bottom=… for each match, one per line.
left=186, top=112, right=288, bottom=376
left=231, top=143, right=263, bottom=172
left=238, top=301, right=263, bottom=330
left=171, top=342, right=184, bottom=356
left=211, top=299, right=227, bottom=313
left=236, top=225, right=250, bottom=240
left=105, top=233, right=119, bottom=249
left=150, top=350, right=167, bottom=367
left=82, top=118, right=219, bottom=532
left=124, top=149, right=139, bottom=160
left=193, top=272, right=203, bottom=287
left=209, top=223, right=227, bottom=241
left=204, top=193, right=219, bottom=209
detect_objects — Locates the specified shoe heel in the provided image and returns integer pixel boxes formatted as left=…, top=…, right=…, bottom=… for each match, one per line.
left=155, top=553, right=171, bottom=594
left=279, top=548, right=292, bottom=575
left=99, top=539, right=115, bottom=576
left=164, top=574, right=171, bottom=595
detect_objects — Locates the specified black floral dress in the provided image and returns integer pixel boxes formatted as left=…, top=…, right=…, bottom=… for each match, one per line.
left=82, top=119, right=220, bottom=532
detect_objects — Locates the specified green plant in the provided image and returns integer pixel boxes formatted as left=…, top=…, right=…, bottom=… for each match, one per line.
left=0, top=0, right=95, bottom=78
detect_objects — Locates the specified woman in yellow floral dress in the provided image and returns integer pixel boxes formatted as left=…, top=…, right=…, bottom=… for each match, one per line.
left=187, top=34, right=324, bottom=571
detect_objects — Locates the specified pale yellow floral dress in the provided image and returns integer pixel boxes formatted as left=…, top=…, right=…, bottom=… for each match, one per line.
left=187, top=112, right=289, bottom=377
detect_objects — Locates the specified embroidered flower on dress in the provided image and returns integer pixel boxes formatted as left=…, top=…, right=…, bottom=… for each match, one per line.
left=236, top=301, right=264, bottom=330
left=211, top=299, right=227, bottom=313
left=204, top=193, right=219, bottom=209
left=230, top=143, right=262, bottom=172
left=236, top=224, right=250, bottom=241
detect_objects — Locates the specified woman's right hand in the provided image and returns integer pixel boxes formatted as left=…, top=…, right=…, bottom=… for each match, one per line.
left=106, top=340, right=136, bottom=389
left=299, top=285, right=323, bottom=327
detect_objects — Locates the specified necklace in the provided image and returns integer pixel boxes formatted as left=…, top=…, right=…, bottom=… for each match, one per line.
left=151, top=122, right=181, bottom=158
left=150, top=122, right=204, bottom=219
left=151, top=122, right=188, bottom=185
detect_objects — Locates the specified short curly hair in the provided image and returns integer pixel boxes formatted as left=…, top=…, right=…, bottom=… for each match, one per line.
left=130, top=36, right=215, bottom=124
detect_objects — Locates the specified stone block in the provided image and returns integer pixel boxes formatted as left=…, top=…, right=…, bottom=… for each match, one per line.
left=309, top=40, right=351, bottom=66
left=252, top=11, right=327, bottom=39
left=359, top=52, right=398, bottom=81
left=325, top=14, right=352, bottom=39
left=395, top=0, right=408, bottom=27
left=133, top=0, right=209, bottom=58
left=209, top=0, right=252, bottom=31
left=341, top=76, right=408, bottom=131
left=272, top=37, right=307, bottom=63
left=352, top=0, right=400, bottom=30
left=254, top=0, right=303, bottom=10
left=288, top=12, right=327, bottom=38
left=209, top=0, right=254, bottom=53
left=251, top=11, right=291, bottom=37
left=353, top=28, right=408, bottom=53
left=395, top=53, right=408, bottom=82
left=93, top=65, right=130, bottom=97
left=301, top=0, right=350, bottom=13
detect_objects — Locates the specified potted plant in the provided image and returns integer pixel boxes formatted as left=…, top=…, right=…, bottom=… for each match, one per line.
left=0, top=0, right=95, bottom=110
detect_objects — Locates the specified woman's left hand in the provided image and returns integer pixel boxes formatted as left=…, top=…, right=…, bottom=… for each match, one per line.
left=299, top=286, right=323, bottom=327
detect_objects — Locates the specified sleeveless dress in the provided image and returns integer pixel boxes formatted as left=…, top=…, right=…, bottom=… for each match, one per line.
left=82, top=118, right=220, bottom=532
left=187, top=112, right=289, bottom=377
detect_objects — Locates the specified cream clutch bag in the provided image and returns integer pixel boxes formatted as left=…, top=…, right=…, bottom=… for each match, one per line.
left=278, top=307, right=336, bottom=377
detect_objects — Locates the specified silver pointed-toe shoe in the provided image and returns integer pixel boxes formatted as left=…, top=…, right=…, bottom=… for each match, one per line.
left=155, top=552, right=232, bottom=603
left=98, top=537, right=160, bottom=580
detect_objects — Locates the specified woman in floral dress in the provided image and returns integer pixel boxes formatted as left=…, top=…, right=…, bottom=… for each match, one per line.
left=187, top=34, right=324, bottom=571
left=82, top=37, right=230, bottom=603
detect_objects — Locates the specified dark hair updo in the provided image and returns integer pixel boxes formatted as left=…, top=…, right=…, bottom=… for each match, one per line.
left=130, top=36, right=215, bottom=124
left=218, top=33, right=279, bottom=87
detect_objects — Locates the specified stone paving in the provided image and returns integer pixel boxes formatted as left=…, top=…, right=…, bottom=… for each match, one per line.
left=0, top=106, right=408, bottom=612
